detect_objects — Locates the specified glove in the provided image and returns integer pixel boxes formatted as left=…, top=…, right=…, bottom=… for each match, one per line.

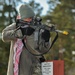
left=16, top=19, right=35, bottom=36
left=41, top=29, right=50, bottom=42
left=20, top=27, right=35, bottom=36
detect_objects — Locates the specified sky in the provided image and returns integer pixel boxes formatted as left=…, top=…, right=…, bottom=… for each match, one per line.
left=34, top=0, right=49, bottom=15
left=17, top=0, right=49, bottom=15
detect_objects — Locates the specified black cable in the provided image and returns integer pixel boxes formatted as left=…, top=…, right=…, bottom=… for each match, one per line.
left=22, top=32, right=58, bottom=56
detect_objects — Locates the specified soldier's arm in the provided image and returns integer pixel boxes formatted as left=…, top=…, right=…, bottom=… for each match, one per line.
left=2, top=23, right=23, bottom=42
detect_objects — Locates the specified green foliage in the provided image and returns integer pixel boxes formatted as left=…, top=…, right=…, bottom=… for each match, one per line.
left=0, top=39, right=10, bottom=75
left=0, top=1, right=18, bottom=74
left=43, top=0, right=75, bottom=74
left=1, top=0, right=75, bottom=74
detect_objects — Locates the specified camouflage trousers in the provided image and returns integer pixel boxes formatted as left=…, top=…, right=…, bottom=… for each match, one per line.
left=32, top=63, right=42, bottom=75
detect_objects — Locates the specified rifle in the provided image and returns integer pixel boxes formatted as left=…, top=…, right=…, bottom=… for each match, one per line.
left=13, top=17, right=68, bottom=56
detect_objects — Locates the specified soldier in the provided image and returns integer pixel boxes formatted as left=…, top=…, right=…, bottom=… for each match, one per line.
left=2, top=4, right=50, bottom=75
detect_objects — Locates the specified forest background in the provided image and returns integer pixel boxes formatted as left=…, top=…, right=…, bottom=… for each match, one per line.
left=0, top=0, right=75, bottom=75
